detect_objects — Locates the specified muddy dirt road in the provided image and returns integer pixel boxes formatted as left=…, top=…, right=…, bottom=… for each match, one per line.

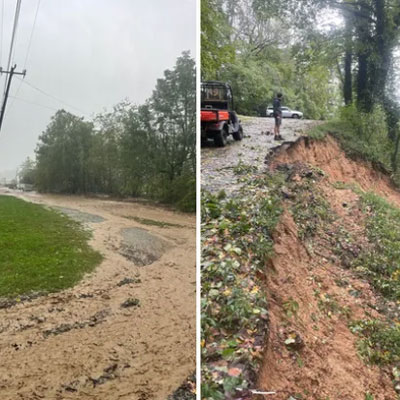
left=201, top=116, right=320, bottom=194
left=0, top=190, right=195, bottom=400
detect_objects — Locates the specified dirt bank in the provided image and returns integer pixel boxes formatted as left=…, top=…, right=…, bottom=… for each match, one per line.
left=0, top=190, right=195, bottom=400
left=271, top=135, right=400, bottom=206
left=258, top=136, right=400, bottom=399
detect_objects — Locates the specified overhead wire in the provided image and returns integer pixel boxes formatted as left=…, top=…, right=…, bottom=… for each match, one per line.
left=0, top=0, right=22, bottom=131
left=0, top=0, right=4, bottom=67
left=22, top=0, right=40, bottom=69
left=8, top=0, right=41, bottom=112
left=16, top=77, right=88, bottom=115
left=3, top=0, right=22, bottom=96
left=2, top=0, right=89, bottom=124
left=9, top=94, right=59, bottom=112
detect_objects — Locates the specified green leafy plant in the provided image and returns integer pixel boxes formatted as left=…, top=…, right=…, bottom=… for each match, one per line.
left=201, top=173, right=284, bottom=399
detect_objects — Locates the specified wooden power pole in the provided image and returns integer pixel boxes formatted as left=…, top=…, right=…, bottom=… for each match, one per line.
left=0, top=64, right=26, bottom=132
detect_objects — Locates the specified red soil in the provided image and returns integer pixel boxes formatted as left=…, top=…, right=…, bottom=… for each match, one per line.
left=258, top=136, right=399, bottom=399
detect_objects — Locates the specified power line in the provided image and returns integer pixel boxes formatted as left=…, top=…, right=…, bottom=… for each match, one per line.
left=22, top=0, right=40, bottom=69
left=3, top=0, right=22, bottom=96
left=16, top=77, right=88, bottom=115
left=8, top=0, right=41, bottom=112
left=0, top=0, right=4, bottom=67
left=9, top=94, right=59, bottom=111
left=0, top=64, right=25, bottom=131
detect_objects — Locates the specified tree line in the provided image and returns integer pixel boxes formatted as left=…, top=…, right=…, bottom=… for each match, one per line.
left=202, top=1, right=400, bottom=117
left=202, top=0, right=400, bottom=170
left=20, top=52, right=196, bottom=211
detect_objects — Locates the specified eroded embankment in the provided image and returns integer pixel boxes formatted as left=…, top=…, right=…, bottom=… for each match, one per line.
left=258, top=136, right=400, bottom=399
left=270, top=135, right=400, bottom=205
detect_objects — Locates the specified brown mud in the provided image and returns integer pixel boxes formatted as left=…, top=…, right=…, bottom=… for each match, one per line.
left=0, top=190, right=195, bottom=400
left=258, top=136, right=400, bottom=399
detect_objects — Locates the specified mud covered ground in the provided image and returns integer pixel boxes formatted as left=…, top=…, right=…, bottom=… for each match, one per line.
left=201, top=116, right=320, bottom=194
left=0, top=189, right=195, bottom=400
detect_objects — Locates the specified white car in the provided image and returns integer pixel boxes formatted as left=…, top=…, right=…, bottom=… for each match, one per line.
left=267, top=106, right=303, bottom=119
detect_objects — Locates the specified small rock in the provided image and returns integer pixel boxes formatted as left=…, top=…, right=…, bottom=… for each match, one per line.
left=121, top=298, right=140, bottom=308
left=104, top=364, right=118, bottom=374
left=78, top=293, right=94, bottom=298
left=117, top=277, right=141, bottom=287
left=281, top=186, right=295, bottom=199
left=284, top=332, right=304, bottom=351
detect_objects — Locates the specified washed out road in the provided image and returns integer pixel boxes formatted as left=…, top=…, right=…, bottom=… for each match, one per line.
left=0, top=189, right=195, bottom=400
left=201, top=116, right=320, bottom=194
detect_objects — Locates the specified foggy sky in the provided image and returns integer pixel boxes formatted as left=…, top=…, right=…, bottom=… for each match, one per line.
left=0, top=0, right=196, bottom=172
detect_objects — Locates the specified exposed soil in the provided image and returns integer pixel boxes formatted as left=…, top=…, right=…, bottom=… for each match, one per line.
left=271, top=135, right=400, bottom=207
left=258, top=136, right=400, bottom=399
left=0, top=189, right=195, bottom=400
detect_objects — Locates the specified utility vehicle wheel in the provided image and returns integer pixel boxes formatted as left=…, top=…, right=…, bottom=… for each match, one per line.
left=214, top=129, right=227, bottom=147
left=292, top=114, right=300, bottom=119
left=232, top=125, right=243, bottom=141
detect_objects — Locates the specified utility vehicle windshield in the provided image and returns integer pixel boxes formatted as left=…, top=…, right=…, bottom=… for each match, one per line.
left=201, top=85, right=227, bottom=101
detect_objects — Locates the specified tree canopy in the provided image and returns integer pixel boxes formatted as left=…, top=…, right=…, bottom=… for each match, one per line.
left=32, top=52, right=196, bottom=211
left=201, top=0, right=400, bottom=120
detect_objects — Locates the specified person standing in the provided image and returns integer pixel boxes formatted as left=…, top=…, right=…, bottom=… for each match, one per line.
left=273, top=93, right=284, bottom=141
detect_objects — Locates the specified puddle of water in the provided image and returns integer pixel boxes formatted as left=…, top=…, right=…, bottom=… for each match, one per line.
left=120, top=227, right=167, bottom=266
left=53, top=207, right=105, bottom=223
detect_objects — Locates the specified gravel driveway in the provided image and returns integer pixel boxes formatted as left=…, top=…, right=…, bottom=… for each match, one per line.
left=201, top=116, right=320, bottom=194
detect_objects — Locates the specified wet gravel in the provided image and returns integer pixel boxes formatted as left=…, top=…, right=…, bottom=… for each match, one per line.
left=201, top=116, right=320, bottom=195
left=52, top=206, right=106, bottom=223
left=120, top=227, right=167, bottom=266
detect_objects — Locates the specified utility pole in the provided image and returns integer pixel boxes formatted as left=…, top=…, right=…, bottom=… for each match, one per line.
left=0, top=64, right=26, bottom=132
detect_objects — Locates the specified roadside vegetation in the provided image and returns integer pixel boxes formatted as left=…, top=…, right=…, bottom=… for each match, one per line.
left=308, top=105, right=397, bottom=180
left=202, top=0, right=400, bottom=397
left=347, top=191, right=400, bottom=372
left=202, top=0, right=400, bottom=172
left=19, top=52, right=196, bottom=212
left=0, top=196, right=102, bottom=297
left=201, top=175, right=283, bottom=399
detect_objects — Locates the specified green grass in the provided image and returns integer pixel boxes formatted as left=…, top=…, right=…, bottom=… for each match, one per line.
left=307, top=118, right=392, bottom=174
left=350, top=319, right=400, bottom=365
left=346, top=191, right=400, bottom=370
left=0, top=196, right=102, bottom=297
left=353, top=192, right=400, bottom=300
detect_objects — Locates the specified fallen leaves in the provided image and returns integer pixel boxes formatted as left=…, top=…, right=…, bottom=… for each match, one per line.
left=201, top=175, right=284, bottom=399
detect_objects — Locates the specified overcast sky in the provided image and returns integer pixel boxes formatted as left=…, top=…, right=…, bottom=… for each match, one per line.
left=0, top=0, right=196, bottom=173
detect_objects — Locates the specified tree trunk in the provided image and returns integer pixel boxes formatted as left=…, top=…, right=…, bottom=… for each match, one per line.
left=344, top=50, right=352, bottom=105
left=357, top=53, right=371, bottom=111
left=343, top=14, right=353, bottom=105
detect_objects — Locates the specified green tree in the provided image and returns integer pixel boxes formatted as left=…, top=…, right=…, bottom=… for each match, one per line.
left=201, top=0, right=235, bottom=79
left=35, top=110, right=95, bottom=193
left=32, top=52, right=196, bottom=211
left=18, top=157, right=36, bottom=185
